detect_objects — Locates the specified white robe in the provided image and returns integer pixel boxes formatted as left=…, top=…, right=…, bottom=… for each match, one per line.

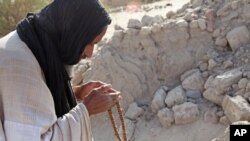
left=0, top=31, right=93, bottom=141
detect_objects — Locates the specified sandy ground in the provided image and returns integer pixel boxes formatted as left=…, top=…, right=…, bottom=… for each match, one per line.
left=91, top=114, right=226, bottom=141
left=134, top=118, right=226, bottom=141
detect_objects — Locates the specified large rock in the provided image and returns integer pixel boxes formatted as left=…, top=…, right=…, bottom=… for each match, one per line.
left=216, top=69, right=243, bottom=91
left=203, top=88, right=224, bottom=106
left=226, top=26, right=250, bottom=51
left=165, top=86, right=186, bottom=107
left=205, top=69, right=242, bottom=91
left=125, top=102, right=144, bottom=120
left=222, top=95, right=250, bottom=122
left=151, top=88, right=167, bottom=112
left=208, top=59, right=217, bottom=70
left=182, top=71, right=205, bottom=91
left=172, top=102, right=200, bottom=125
left=157, top=107, right=174, bottom=128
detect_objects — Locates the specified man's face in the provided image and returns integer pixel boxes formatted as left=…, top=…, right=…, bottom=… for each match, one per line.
left=81, top=28, right=107, bottom=59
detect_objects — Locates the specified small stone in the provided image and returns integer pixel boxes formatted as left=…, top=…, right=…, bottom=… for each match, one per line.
left=197, top=19, right=206, bottom=30
left=223, top=60, right=234, bottom=69
left=161, top=86, right=169, bottom=92
left=208, top=59, right=217, bottom=70
left=238, top=78, right=248, bottom=89
left=216, top=3, right=231, bottom=17
left=176, top=19, right=188, bottom=28
left=173, top=102, right=200, bottom=125
left=190, top=20, right=199, bottom=28
left=125, top=102, right=144, bottom=120
left=199, top=62, right=208, bottom=71
left=151, top=88, right=167, bottom=112
left=184, top=12, right=193, bottom=22
left=219, top=116, right=231, bottom=125
left=213, top=29, right=221, bottom=38
left=191, top=13, right=198, bottom=20
left=192, top=0, right=204, bottom=7
left=226, top=26, right=250, bottom=51
left=182, top=71, right=205, bottom=91
left=205, top=9, right=215, bottom=32
left=127, top=19, right=142, bottom=29
left=221, top=11, right=238, bottom=22
left=165, top=86, right=186, bottom=107
left=203, top=88, right=224, bottom=106
left=194, top=6, right=202, bottom=13
left=157, top=107, right=174, bottom=128
left=215, top=37, right=228, bottom=47
left=166, top=11, right=175, bottom=19
left=216, top=69, right=243, bottom=91
left=222, top=95, right=250, bottom=122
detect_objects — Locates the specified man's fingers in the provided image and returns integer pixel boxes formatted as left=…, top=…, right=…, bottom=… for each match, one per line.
left=92, top=81, right=110, bottom=87
left=108, top=92, right=121, bottom=102
left=96, top=84, right=112, bottom=92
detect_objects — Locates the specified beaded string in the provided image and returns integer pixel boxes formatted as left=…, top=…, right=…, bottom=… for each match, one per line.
left=108, top=102, right=128, bottom=141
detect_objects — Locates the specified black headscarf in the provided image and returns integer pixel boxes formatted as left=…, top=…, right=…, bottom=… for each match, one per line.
left=16, top=0, right=111, bottom=117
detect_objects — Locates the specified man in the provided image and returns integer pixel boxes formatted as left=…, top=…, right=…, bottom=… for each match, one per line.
left=0, top=0, right=120, bottom=140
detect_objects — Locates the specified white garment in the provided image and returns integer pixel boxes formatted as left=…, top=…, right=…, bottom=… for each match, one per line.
left=0, top=31, right=93, bottom=141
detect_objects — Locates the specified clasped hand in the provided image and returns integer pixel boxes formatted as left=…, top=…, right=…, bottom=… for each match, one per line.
left=73, top=81, right=121, bottom=116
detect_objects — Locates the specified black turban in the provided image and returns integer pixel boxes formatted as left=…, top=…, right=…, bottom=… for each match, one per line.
left=16, top=0, right=111, bottom=117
